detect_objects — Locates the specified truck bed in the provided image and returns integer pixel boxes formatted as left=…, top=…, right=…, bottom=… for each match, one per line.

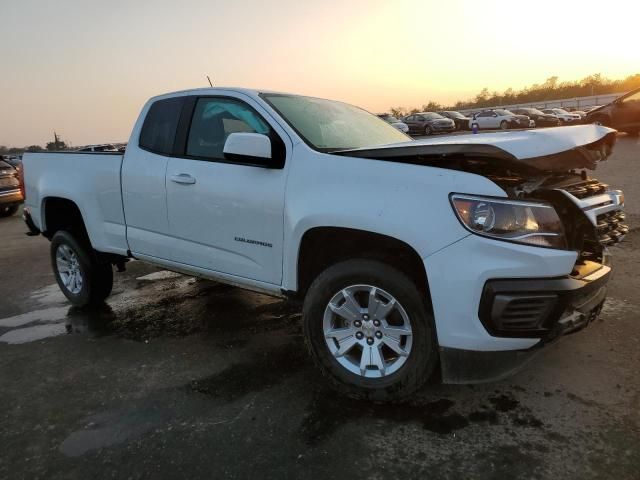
left=22, top=151, right=129, bottom=256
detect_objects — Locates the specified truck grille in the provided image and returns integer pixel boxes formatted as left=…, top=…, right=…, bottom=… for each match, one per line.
left=596, top=210, right=628, bottom=246
left=562, top=179, right=608, bottom=199
left=552, top=177, right=626, bottom=263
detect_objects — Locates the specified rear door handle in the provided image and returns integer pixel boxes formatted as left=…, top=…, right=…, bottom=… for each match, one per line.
left=169, top=173, right=196, bottom=185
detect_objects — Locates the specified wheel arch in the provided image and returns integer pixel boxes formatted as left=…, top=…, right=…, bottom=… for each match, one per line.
left=41, top=196, right=90, bottom=243
left=295, top=226, right=431, bottom=304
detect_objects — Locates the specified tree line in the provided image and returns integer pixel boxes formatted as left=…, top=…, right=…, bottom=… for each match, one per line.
left=0, top=133, right=68, bottom=155
left=3, top=73, right=639, bottom=150
left=390, top=72, right=640, bottom=117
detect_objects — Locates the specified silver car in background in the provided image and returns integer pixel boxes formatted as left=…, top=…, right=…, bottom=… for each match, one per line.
left=377, top=114, right=409, bottom=133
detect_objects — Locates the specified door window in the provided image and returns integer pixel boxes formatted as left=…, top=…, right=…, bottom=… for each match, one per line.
left=186, top=98, right=271, bottom=160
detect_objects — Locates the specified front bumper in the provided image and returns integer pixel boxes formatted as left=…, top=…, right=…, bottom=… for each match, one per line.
left=478, top=261, right=609, bottom=338
left=536, top=120, right=560, bottom=127
left=432, top=124, right=456, bottom=132
left=509, top=120, right=530, bottom=129
left=439, top=261, right=610, bottom=383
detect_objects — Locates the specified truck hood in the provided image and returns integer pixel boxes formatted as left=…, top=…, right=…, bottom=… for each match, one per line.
left=335, top=125, right=616, bottom=173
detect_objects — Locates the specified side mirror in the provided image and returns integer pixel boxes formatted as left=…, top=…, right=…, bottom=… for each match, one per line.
left=223, top=133, right=282, bottom=168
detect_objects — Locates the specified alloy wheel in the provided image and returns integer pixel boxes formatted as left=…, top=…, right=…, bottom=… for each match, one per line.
left=322, top=284, right=413, bottom=378
left=56, top=244, right=83, bottom=294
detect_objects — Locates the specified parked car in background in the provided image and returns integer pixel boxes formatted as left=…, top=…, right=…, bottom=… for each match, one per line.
left=469, top=109, right=530, bottom=130
left=377, top=114, right=409, bottom=133
left=572, top=110, right=587, bottom=119
left=437, top=111, right=471, bottom=130
left=0, top=159, right=23, bottom=217
left=541, top=108, right=581, bottom=124
left=585, top=88, right=640, bottom=135
left=76, top=144, right=119, bottom=152
left=503, top=110, right=533, bottom=129
left=403, top=112, right=455, bottom=135
left=1, top=155, right=22, bottom=169
left=511, top=108, right=560, bottom=128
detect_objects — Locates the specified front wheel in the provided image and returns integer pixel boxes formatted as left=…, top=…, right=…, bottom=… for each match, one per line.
left=424, top=125, right=432, bottom=135
left=303, top=259, right=438, bottom=401
left=500, top=120, right=509, bottom=130
left=51, top=230, right=113, bottom=307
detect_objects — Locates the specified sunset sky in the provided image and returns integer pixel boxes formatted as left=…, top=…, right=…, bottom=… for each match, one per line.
left=1, top=0, right=638, bottom=147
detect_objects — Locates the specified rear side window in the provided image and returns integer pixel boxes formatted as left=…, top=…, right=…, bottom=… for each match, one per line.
left=139, top=97, right=185, bottom=155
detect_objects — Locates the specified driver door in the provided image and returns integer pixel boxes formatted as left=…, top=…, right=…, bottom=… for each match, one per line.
left=165, top=95, right=290, bottom=285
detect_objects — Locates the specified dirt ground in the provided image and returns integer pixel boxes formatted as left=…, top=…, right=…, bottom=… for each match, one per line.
left=0, top=134, right=638, bottom=479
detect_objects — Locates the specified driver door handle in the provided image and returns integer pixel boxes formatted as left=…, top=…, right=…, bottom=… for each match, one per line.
left=170, top=173, right=196, bottom=185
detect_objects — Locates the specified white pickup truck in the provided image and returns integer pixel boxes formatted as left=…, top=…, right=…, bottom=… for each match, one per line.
left=22, top=88, right=626, bottom=400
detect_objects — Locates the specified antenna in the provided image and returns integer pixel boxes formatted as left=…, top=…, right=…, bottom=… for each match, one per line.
left=206, top=76, right=213, bottom=87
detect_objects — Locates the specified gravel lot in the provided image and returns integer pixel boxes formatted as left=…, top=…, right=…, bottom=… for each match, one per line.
left=1, top=134, right=638, bottom=479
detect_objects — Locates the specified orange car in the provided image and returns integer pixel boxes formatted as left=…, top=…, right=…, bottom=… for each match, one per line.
left=0, top=159, right=23, bottom=217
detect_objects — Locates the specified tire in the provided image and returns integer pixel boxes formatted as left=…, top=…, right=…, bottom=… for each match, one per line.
left=424, top=125, right=432, bottom=135
left=500, top=120, right=509, bottom=130
left=302, top=259, right=438, bottom=401
left=0, top=204, right=19, bottom=217
left=51, top=230, right=113, bottom=307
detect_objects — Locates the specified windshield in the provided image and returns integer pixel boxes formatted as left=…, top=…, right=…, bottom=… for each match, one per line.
left=262, top=94, right=409, bottom=151
left=441, top=111, right=465, bottom=119
left=422, top=112, right=444, bottom=120
left=554, top=108, right=569, bottom=114
left=380, top=115, right=400, bottom=123
left=526, top=108, right=544, bottom=115
left=494, top=109, right=511, bottom=116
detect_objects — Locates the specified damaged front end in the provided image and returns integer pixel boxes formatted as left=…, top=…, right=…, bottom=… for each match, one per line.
left=339, top=126, right=626, bottom=264
left=340, top=126, right=626, bottom=340
left=481, top=131, right=626, bottom=265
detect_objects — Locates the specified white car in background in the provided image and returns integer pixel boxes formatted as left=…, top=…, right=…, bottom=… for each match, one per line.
left=542, top=108, right=582, bottom=124
left=469, top=109, right=530, bottom=130
left=377, top=114, right=409, bottom=133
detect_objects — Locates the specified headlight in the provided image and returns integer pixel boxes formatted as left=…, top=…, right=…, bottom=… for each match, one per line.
left=450, top=194, right=566, bottom=249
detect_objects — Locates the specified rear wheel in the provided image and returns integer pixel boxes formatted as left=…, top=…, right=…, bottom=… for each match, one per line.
left=424, top=125, right=432, bottom=135
left=51, top=230, right=113, bottom=307
left=303, top=259, right=438, bottom=401
left=0, top=204, right=19, bottom=217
